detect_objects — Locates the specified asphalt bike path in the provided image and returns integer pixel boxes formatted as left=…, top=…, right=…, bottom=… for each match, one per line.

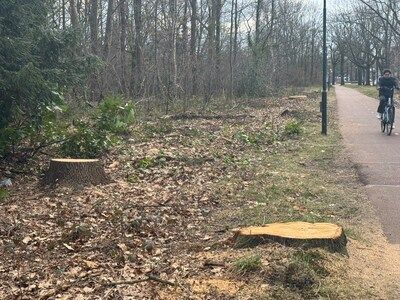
left=336, top=85, right=400, bottom=244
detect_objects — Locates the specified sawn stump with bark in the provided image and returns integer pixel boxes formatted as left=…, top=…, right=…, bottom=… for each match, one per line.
left=234, top=222, right=347, bottom=252
left=43, top=159, right=109, bottom=186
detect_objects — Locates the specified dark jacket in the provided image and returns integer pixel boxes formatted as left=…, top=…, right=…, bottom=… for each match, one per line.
left=378, top=76, right=399, bottom=97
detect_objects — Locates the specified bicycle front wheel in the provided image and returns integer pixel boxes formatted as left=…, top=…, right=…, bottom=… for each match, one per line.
left=387, top=107, right=395, bottom=135
left=381, top=120, right=386, bottom=133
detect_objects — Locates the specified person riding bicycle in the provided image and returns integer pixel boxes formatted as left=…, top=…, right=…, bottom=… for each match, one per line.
left=377, top=69, right=399, bottom=119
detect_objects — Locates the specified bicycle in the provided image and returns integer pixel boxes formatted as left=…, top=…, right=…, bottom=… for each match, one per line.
left=380, top=88, right=395, bottom=135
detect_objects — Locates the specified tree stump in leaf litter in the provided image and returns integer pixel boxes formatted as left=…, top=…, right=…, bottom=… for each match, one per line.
left=234, top=222, right=346, bottom=252
left=44, top=159, right=108, bottom=186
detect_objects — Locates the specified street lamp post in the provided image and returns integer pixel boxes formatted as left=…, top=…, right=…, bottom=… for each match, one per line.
left=321, top=0, right=328, bottom=135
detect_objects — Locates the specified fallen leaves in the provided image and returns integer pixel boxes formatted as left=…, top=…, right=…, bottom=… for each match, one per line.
left=0, top=96, right=321, bottom=299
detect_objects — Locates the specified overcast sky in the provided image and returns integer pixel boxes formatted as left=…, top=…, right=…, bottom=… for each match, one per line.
left=306, top=0, right=353, bottom=9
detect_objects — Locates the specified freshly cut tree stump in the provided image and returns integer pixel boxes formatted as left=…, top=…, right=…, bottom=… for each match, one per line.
left=234, top=222, right=346, bottom=251
left=43, top=159, right=108, bottom=186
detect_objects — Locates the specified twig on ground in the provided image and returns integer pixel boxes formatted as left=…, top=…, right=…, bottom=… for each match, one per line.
left=219, top=136, right=235, bottom=144
left=203, top=260, right=226, bottom=268
left=105, top=274, right=175, bottom=287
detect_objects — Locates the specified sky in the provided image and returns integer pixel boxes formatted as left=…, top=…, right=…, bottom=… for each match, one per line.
left=307, top=0, right=353, bottom=9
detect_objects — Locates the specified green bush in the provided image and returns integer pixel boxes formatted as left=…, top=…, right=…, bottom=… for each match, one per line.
left=0, top=128, right=23, bottom=157
left=60, top=121, right=114, bottom=158
left=97, top=96, right=135, bottom=134
left=284, top=120, right=302, bottom=135
left=59, top=96, right=135, bottom=158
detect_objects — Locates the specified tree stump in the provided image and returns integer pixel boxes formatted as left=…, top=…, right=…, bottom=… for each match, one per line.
left=234, top=222, right=346, bottom=252
left=43, top=159, right=108, bottom=186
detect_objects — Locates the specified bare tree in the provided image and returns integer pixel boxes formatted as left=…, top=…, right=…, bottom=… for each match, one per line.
left=69, top=0, right=79, bottom=29
left=132, top=0, right=143, bottom=96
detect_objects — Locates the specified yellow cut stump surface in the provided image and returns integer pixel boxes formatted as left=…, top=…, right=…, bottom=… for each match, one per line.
left=234, top=222, right=346, bottom=251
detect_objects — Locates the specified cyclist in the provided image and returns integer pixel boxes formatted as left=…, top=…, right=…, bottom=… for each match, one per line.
left=377, top=69, right=399, bottom=119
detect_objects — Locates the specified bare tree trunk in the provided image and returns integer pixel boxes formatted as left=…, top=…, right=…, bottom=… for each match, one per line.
left=133, top=0, right=143, bottom=97
left=103, top=0, right=114, bottom=58
left=89, top=0, right=98, bottom=54
left=332, top=65, right=337, bottom=85
left=229, top=0, right=240, bottom=95
left=153, top=0, right=159, bottom=97
left=255, top=0, right=263, bottom=45
left=340, top=51, right=345, bottom=85
left=229, top=0, right=235, bottom=98
left=206, top=0, right=216, bottom=103
left=234, top=0, right=239, bottom=62
left=190, top=0, right=197, bottom=96
left=182, top=0, right=189, bottom=100
left=357, top=68, right=363, bottom=85
left=214, top=0, right=222, bottom=95
left=62, top=0, right=66, bottom=29
left=310, top=31, right=315, bottom=82
left=69, top=0, right=79, bottom=29
left=366, top=66, right=371, bottom=85
left=88, top=0, right=99, bottom=101
left=120, top=0, right=128, bottom=94
left=170, top=0, right=178, bottom=102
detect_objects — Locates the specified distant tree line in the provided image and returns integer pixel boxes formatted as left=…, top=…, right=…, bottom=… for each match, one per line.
left=330, top=0, right=400, bottom=85
left=47, top=0, right=324, bottom=106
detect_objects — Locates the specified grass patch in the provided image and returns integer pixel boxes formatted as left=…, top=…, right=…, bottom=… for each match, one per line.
left=233, top=254, right=262, bottom=275
left=223, top=91, right=361, bottom=227
left=345, top=84, right=378, bottom=98
left=266, top=250, right=329, bottom=298
left=136, top=157, right=156, bottom=169
left=0, top=188, right=9, bottom=202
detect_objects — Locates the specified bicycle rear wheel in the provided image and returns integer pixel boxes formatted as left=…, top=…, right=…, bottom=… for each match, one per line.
left=386, top=122, right=393, bottom=135
left=386, top=107, right=394, bottom=135
left=381, top=120, right=386, bottom=133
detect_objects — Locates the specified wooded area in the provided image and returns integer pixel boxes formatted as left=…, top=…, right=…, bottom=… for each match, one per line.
left=2, top=1, right=400, bottom=161
left=1, top=0, right=328, bottom=162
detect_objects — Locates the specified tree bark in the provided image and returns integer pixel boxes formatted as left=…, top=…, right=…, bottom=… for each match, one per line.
left=214, top=0, right=222, bottom=94
left=133, top=0, right=143, bottom=97
left=44, top=159, right=109, bottom=186
left=357, top=68, right=363, bottom=85
left=229, top=0, right=236, bottom=98
left=206, top=0, right=216, bottom=103
left=62, top=0, right=66, bottom=29
left=255, top=0, right=263, bottom=45
left=190, top=0, right=197, bottom=96
left=89, top=0, right=98, bottom=54
left=69, top=0, right=79, bottom=29
left=120, top=0, right=128, bottom=94
left=170, top=0, right=178, bottom=101
left=340, top=51, right=345, bottom=85
left=103, top=0, right=114, bottom=59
